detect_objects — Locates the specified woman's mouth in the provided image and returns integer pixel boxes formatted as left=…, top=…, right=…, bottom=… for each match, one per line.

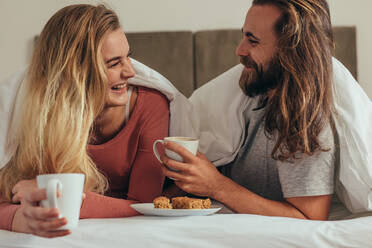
left=110, top=83, right=127, bottom=94
left=111, top=83, right=127, bottom=90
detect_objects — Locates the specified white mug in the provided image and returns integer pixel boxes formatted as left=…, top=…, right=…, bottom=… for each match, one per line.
left=153, top=137, right=199, bottom=168
left=36, top=173, right=85, bottom=230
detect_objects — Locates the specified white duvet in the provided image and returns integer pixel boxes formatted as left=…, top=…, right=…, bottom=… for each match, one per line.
left=0, top=214, right=371, bottom=248
left=187, top=58, right=372, bottom=214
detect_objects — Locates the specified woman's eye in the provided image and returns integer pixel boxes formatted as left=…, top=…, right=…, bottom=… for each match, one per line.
left=109, top=62, right=120, bottom=68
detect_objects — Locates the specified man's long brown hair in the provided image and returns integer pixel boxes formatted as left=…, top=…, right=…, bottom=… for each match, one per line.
left=251, top=0, right=334, bottom=161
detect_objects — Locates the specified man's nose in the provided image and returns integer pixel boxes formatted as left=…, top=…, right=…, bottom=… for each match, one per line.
left=236, top=39, right=250, bottom=57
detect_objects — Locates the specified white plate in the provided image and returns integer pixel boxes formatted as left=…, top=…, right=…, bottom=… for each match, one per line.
left=130, top=203, right=221, bottom=217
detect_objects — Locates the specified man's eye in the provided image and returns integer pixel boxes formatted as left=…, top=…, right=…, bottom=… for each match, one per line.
left=249, top=39, right=258, bottom=45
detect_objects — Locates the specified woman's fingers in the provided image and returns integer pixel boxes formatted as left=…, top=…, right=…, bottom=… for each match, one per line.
left=33, top=226, right=72, bottom=239
left=24, top=188, right=47, bottom=206
left=23, top=206, right=71, bottom=238
left=12, top=179, right=38, bottom=203
left=23, top=206, right=59, bottom=221
left=12, top=192, right=22, bottom=203
left=47, top=229, right=72, bottom=238
left=38, top=229, right=72, bottom=239
left=12, top=179, right=32, bottom=194
left=27, top=217, right=67, bottom=232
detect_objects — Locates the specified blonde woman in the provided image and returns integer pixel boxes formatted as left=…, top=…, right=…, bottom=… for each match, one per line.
left=0, top=4, right=169, bottom=237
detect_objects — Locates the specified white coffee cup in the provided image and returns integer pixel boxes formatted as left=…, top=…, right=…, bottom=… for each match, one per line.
left=36, top=173, right=85, bottom=230
left=153, top=137, right=199, bottom=167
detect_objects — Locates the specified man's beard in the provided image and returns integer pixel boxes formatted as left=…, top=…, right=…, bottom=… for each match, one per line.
left=239, top=55, right=283, bottom=97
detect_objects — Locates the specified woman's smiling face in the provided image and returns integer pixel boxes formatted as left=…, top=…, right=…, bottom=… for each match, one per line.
left=101, top=29, right=135, bottom=108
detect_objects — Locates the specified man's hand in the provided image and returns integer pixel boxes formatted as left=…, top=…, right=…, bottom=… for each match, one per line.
left=160, top=141, right=228, bottom=198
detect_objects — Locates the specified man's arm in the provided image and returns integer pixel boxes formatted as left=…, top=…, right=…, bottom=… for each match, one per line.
left=160, top=142, right=332, bottom=220
left=212, top=175, right=331, bottom=220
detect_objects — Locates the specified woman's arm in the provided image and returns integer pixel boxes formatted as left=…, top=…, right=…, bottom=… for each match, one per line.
left=80, top=192, right=139, bottom=218
left=0, top=202, right=20, bottom=231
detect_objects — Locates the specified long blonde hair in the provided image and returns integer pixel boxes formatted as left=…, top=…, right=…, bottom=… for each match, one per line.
left=0, top=4, right=120, bottom=200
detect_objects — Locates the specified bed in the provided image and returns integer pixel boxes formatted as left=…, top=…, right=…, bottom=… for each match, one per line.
left=1, top=200, right=371, bottom=247
left=1, top=211, right=372, bottom=247
left=1, top=27, right=371, bottom=247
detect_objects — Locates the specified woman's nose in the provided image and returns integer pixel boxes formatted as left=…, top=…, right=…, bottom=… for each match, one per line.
left=120, top=59, right=136, bottom=79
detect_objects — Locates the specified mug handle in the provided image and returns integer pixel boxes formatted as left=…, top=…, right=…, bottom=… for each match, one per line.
left=46, top=179, right=63, bottom=213
left=153, top=140, right=165, bottom=163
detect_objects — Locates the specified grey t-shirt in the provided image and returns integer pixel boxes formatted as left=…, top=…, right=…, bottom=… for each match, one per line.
left=221, top=99, right=335, bottom=201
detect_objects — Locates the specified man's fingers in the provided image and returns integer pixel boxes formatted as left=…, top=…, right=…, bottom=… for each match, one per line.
left=164, top=142, right=198, bottom=163
left=197, top=151, right=208, bottom=160
left=160, top=154, right=190, bottom=173
left=160, top=164, right=187, bottom=181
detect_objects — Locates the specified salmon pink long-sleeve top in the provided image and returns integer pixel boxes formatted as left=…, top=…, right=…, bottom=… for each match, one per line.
left=0, top=86, right=169, bottom=230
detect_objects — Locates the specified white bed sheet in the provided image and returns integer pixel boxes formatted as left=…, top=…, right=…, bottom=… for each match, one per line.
left=1, top=214, right=372, bottom=248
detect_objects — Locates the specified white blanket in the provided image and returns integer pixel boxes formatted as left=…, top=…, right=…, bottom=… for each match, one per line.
left=0, top=214, right=371, bottom=248
left=188, top=58, right=372, bottom=214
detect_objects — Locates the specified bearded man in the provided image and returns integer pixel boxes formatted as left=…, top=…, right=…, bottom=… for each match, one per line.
left=161, top=0, right=336, bottom=220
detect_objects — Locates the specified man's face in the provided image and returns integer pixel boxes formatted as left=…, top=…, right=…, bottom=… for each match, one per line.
left=236, top=4, right=283, bottom=97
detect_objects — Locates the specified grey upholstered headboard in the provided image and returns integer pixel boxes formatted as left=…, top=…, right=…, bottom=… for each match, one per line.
left=126, top=32, right=194, bottom=96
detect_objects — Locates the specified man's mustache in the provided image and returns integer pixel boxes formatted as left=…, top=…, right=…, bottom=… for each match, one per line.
left=240, top=56, right=259, bottom=72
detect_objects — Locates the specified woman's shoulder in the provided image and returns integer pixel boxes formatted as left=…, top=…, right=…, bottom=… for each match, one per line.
left=132, top=86, right=169, bottom=127
left=137, top=86, right=169, bottom=110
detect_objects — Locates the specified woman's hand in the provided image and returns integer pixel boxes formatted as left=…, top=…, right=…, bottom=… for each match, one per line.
left=12, top=179, right=38, bottom=203
left=160, top=142, right=228, bottom=198
left=11, top=179, right=71, bottom=238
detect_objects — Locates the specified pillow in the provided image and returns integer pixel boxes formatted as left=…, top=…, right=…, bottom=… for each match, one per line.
left=332, top=58, right=372, bottom=213
left=0, top=68, right=26, bottom=169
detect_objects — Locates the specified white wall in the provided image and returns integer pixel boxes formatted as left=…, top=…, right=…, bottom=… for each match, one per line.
left=0, top=0, right=371, bottom=99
